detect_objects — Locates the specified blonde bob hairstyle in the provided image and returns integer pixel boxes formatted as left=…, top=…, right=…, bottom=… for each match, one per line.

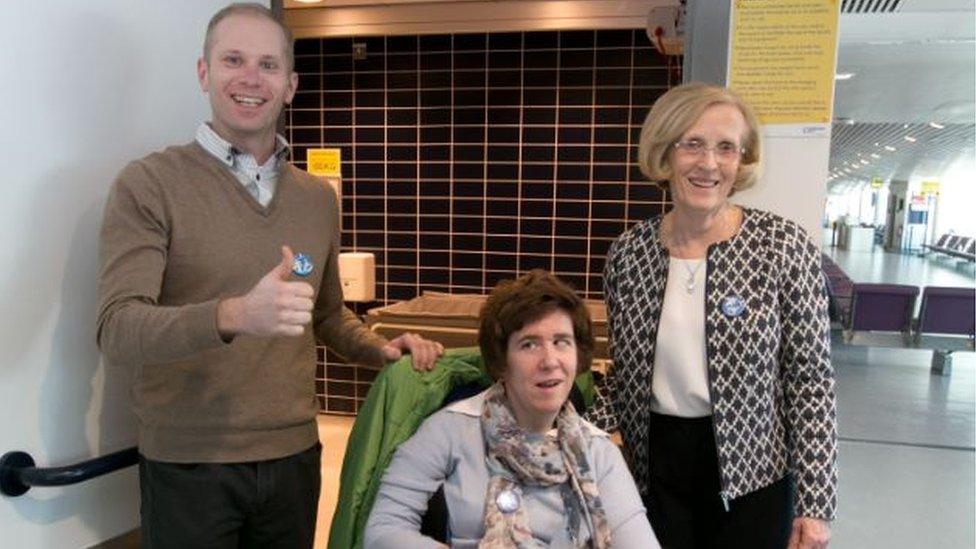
left=637, top=83, right=762, bottom=195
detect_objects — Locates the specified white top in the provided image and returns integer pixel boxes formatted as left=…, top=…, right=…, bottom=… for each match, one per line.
left=649, top=257, right=712, bottom=417
left=364, top=390, right=660, bottom=549
left=195, top=123, right=288, bottom=207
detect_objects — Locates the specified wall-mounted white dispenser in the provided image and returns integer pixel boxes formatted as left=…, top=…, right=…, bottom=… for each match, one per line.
left=338, top=252, right=376, bottom=302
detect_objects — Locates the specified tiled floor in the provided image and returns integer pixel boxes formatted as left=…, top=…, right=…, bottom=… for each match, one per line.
left=831, top=344, right=974, bottom=548
left=826, top=245, right=975, bottom=287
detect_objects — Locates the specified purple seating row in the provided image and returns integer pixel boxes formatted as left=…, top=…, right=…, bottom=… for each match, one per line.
left=844, top=283, right=975, bottom=375
left=924, top=233, right=976, bottom=261
left=822, top=254, right=854, bottom=324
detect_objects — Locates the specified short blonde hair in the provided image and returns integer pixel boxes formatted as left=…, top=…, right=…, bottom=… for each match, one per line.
left=204, top=3, right=294, bottom=71
left=637, top=83, right=762, bottom=194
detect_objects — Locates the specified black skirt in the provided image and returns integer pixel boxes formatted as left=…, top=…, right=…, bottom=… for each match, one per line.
left=645, top=411, right=794, bottom=549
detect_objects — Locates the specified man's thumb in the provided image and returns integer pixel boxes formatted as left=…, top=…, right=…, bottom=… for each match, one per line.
left=276, top=245, right=295, bottom=280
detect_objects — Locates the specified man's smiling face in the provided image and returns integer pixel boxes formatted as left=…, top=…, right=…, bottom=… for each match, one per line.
left=197, top=13, right=297, bottom=150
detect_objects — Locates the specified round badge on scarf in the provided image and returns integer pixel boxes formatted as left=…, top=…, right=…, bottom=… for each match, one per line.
left=291, top=253, right=314, bottom=278
left=496, top=487, right=522, bottom=514
left=720, top=295, right=747, bottom=318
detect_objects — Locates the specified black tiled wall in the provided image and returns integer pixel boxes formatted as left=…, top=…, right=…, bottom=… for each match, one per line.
left=286, top=29, right=675, bottom=413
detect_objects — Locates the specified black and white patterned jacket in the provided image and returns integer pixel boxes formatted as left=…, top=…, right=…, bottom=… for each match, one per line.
left=586, top=208, right=837, bottom=520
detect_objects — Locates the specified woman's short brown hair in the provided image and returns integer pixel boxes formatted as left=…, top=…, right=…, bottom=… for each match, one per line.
left=478, top=270, right=594, bottom=381
left=637, top=82, right=763, bottom=195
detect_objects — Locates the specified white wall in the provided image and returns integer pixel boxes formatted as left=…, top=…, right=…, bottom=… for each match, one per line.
left=0, top=1, right=233, bottom=547
left=932, top=156, right=976, bottom=239
left=733, top=133, right=831, bottom=245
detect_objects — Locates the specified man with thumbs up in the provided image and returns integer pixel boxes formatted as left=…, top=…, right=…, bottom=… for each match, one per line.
left=95, top=4, right=442, bottom=548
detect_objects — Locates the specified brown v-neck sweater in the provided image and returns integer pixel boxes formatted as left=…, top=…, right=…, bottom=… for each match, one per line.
left=96, top=142, right=387, bottom=463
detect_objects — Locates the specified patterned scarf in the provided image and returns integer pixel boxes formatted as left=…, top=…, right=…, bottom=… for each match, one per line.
left=478, top=382, right=611, bottom=548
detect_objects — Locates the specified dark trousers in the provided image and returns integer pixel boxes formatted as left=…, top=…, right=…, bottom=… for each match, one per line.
left=139, top=443, right=322, bottom=549
left=646, top=412, right=793, bottom=549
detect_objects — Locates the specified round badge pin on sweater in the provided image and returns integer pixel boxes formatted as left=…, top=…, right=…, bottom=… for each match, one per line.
left=721, top=295, right=746, bottom=318
left=292, top=253, right=314, bottom=277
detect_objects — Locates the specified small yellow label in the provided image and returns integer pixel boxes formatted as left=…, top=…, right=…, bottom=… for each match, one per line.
left=921, top=180, right=940, bottom=196
left=307, top=149, right=342, bottom=177
left=870, top=177, right=883, bottom=189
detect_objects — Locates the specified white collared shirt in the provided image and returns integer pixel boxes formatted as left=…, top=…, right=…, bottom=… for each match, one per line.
left=195, top=123, right=290, bottom=207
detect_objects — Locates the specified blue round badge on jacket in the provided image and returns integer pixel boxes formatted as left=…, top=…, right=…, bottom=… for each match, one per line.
left=721, top=295, right=746, bottom=318
left=292, top=253, right=314, bottom=277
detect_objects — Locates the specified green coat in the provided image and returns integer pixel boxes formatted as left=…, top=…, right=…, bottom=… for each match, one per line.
left=327, top=347, right=595, bottom=549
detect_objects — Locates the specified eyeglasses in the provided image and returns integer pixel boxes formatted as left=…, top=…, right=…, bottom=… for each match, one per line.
left=673, top=139, right=745, bottom=162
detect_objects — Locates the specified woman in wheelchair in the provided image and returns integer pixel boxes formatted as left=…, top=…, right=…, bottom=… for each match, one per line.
left=365, top=270, right=660, bottom=548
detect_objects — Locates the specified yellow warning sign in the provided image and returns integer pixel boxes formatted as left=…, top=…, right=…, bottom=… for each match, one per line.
left=870, top=177, right=883, bottom=189
left=307, top=149, right=342, bottom=177
left=920, top=180, right=940, bottom=196
left=728, top=0, right=841, bottom=125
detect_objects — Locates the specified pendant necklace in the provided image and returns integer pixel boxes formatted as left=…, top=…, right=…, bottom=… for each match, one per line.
left=666, top=206, right=730, bottom=294
left=681, top=259, right=705, bottom=294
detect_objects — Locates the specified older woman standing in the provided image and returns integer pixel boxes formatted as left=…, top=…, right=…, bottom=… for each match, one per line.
left=365, top=270, right=659, bottom=548
left=587, top=83, right=837, bottom=549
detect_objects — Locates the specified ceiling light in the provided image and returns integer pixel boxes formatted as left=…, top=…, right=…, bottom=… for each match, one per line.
left=884, top=146, right=897, bottom=151
left=871, top=153, right=881, bottom=159
left=928, top=122, right=945, bottom=129
left=835, top=72, right=855, bottom=80
left=904, top=135, right=917, bottom=142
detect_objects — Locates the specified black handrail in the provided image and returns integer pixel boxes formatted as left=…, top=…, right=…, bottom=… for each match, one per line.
left=0, top=447, right=139, bottom=497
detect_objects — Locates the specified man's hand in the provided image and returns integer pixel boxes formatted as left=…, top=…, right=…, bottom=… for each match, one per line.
left=381, top=332, right=445, bottom=371
left=788, top=517, right=830, bottom=549
left=217, top=246, right=314, bottom=339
